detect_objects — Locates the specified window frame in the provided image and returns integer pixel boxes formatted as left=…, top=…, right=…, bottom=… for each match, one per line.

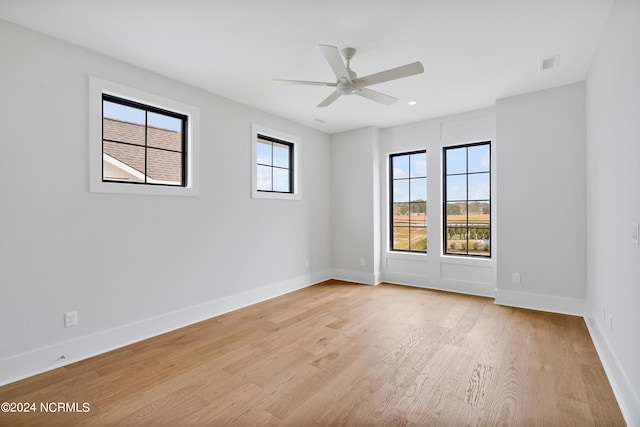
left=442, top=141, right=491, bottom=258
left=101, top=93, right=188, bottom=187
left=251, top=124, right=301, bottom=200
left=389, top=150, right=427, bottom=254
left=89, top=76, right=200, bottom=197
left=256, top=134, right=294, bottom=194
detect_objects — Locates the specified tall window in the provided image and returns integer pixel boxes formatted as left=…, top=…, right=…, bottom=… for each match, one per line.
left=256, top=134, right=293, bottom=193
left=443, top=142, right=491, bottom=257
left=102, top=94, right=187, bottom=186
left=390, top=151, right=427, bottom=252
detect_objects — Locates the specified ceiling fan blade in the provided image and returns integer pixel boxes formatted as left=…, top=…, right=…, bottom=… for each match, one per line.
left=355, top=87, right=398, bottom=105
left=354, top=62, right=424, bottom=87
left=317, top=90, right=341, bottom=108
left=319, top=44, right=351, bottom=82
left=272, top=79, right=337, bottom=87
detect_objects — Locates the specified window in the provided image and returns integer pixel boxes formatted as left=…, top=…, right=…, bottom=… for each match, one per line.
left=390, top=150, right=427, bottom=252
left=251, top=124, right=301, bottom=200
left=256, top=135, right=293, bottom=193
left=102, top=94, right=187, bottom=186
left=89, top=76, right=200, bottom=197
left=443, top=142, right=491, bottom=257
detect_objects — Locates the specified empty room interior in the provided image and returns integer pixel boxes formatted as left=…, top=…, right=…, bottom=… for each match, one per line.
left=0, top=0, right=639, bottom=425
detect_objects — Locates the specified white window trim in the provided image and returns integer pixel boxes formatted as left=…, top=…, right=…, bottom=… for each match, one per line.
left=251, top=123, right=301, bottom=200
left=89, top=76, right=200, bottom=197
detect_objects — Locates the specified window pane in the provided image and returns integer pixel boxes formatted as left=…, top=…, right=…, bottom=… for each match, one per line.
left=147, top=147, right=182, bottom=185
left=103, top=141, right=145, bottom=180
left=446, top=147, right=466, bottom=174
left=468, top=144, right=490, bottom=173
left=410, top=152, right=427, bottom=177
left=409, top=227, right=427, bottom=251
left=468, top=201, right=490, bottom=256
left=410, top=177, right=426, bottom=201
left=272, top=167, right=290, bottom=192
left=272, top=142, right=290, bottom=168
left=392, top=155, right=410, bottom=179
left=257, top=165, right=272, bottom=191
left=393, top=227, right=409, bottom=250
left=147, top=125, right=182, bottom=152
left=409, top=202, right=426, bottom=226
left=103, top=117, right=145, bottom=145
left=393, top=203, right=410, bottom=227
left=445, top=206, right=467, bottom=255
left=446, top=203, right=467, bottom=253
left=393, top=180, right=409, bottom=202
left=468, top=172, right=489, bottom=200
left=147, top=112, right=182, bottom=132
left=257, top=141, right=272, bottom=165
left=446, top=175, right=466, bottom=201
left=103, top=100, right=145, bottom=125
left=102, top=158, right=144, bottom=183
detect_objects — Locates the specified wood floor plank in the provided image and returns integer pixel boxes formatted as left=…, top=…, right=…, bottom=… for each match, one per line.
left=482, top=342, right=528, bottom=426
left=557, top=396, right=596, bottom=427
left=579, top=364, right=626, bottom=426
left=524, top=369, right=559, bottom=426
left=0, top=280, right=625, bottom=426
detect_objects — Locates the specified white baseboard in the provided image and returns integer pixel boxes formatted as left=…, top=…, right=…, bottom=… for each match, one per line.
left=0, top=270, right=332, bottom=387
left=331, top=268, right=380, bottom=285
left=584, top=315, right=640, bottom=427
left=382, top=272, right=495, bottom=298
left=494, top=288, right=585, bottom=316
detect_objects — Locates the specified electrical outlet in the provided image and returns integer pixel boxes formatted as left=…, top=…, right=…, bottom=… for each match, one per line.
left=512, top=273, right=521, bottom=283
left=64, top=311, right=77, bottom=328
left=360, top=258, right=365, bottom=266
left=304, top=259, right=309, bottom=268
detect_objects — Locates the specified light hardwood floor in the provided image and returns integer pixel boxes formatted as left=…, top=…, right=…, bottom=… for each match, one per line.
left=0, top=280, right=625, bottom=426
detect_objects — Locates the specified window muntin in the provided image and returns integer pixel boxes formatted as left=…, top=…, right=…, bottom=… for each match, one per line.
left=443, top=142, right=491, bottom=257
left=390, top=151, right=427, bottom=253
left=256, top=135, right=294, bottom=193
left=102, top=94, right=187, bottom=187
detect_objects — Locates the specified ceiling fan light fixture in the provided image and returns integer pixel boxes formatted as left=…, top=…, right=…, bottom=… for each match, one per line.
left=337, top=80, right=356, bottom=95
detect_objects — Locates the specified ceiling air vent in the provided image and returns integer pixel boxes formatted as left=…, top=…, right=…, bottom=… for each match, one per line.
left=541, top=55, right=559, bottom=70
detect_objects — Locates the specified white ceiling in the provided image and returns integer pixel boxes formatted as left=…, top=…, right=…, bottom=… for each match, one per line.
left=0, top=0, right=613, bottom=134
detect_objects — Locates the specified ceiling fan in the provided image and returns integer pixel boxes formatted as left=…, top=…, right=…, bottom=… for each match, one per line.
left=273, top=45, right=424, bottom=107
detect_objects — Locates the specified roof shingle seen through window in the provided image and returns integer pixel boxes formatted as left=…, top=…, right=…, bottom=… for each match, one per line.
left=102, top=118, right=183, bottom=184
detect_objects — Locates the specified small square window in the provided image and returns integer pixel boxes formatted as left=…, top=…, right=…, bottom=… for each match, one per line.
left=256, top=136, right=293, bottom=193
left=251, top=124, right=301, bottom=200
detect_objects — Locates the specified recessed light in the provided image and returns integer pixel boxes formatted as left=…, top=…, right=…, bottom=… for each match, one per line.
left=408, top=101, right=417, bottom=106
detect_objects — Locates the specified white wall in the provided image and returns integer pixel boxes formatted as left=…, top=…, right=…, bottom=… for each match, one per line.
left=330, top=127, right=381, bottom=284
left=495, top=83, right=587, bottom=315
left=0, top=19, right=332, bottom=385
left=585, top=0, right=640, bottom=423
left=379, top=109, right=497, bottom=296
